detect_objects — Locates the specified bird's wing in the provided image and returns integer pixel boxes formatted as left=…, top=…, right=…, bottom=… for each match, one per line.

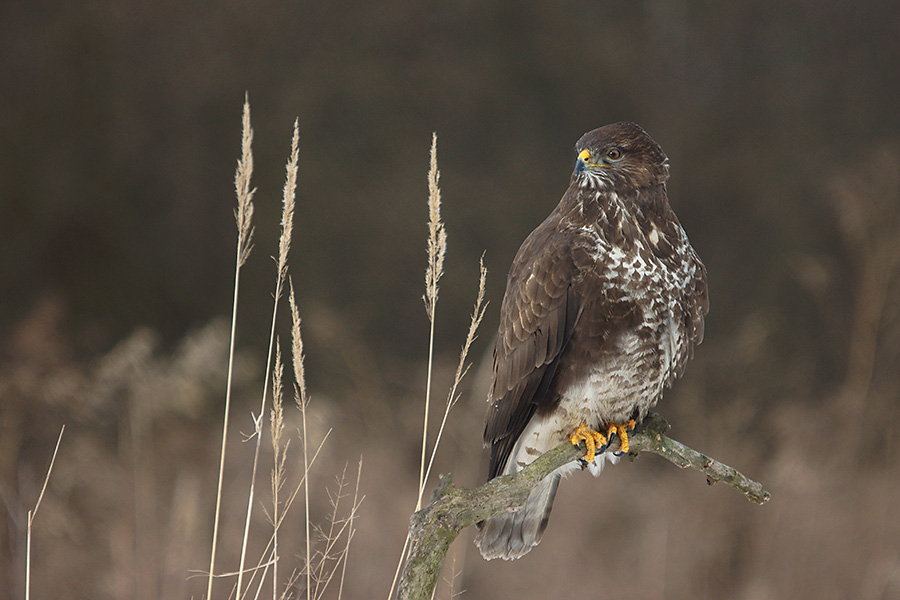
left=484, top=216, right=582, bottom=479
left=676, top=243, right=709, bottom=378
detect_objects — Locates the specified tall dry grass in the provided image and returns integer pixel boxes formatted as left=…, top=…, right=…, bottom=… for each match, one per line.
left=16, top=103, right=486, bottom=600
left=24, top=426, right=64, bottom=600
left=419, top=133, right=448, bottom=513
left=387, top=134, right=489, bottom=600
left=207, top=96, right=256, bottom=600
left=233, top=116, right=298, bottom=598
left=205, top=101, right=362, bottom=600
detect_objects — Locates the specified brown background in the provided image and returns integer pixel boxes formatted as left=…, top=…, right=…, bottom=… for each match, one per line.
left=2, top=1, right=899, bottom=598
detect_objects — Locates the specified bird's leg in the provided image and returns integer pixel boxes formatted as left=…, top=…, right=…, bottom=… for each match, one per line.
left=604, top=419, right=636, bottom=455
left=568, top=423, right=608, bottom=463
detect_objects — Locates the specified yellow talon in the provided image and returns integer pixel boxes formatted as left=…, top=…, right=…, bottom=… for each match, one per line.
left=569, top=423, right=608, bottom=463
left=605, top=419, right=636, bottom=454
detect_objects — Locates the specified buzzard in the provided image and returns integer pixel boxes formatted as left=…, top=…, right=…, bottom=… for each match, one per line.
left=474, top=122, right=708, bottom=560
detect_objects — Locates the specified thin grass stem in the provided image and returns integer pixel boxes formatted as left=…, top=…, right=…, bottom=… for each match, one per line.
left=209, top=96, right=255, bottom=600
left=418, top=133, right=446, bottom=512
left=236, top=119, right=299, bottom=599
left=336, top=458, right=363, bottom=600
left=287, top=283, right=311, bottom=600
left=422, top=257, right=487, bottom=491
left=389, top=132, right=448, bottom=600
left=25, top=425, right=64, bottom=600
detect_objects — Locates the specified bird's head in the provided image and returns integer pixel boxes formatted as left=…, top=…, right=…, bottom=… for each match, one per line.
left=573, top=122, right=670, bottom=191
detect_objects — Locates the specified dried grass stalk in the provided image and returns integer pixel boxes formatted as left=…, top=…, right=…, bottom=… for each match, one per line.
left=237, top=117, right=300, bottom=600
left=209, top=96, right=256, bottom=600
left=25, top=426, right=65, bottom=600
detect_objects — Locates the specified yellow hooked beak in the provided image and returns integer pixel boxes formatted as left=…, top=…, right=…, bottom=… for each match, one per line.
left=575, top=149, right=608, bottom=173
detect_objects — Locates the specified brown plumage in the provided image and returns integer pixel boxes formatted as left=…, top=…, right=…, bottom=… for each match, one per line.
left=474, top=122, right=708, bottom=560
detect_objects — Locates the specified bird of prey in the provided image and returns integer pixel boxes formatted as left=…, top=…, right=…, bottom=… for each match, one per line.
left=474, top=122, right=708, bottom=561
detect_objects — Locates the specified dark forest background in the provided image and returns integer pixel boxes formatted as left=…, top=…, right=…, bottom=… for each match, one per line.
left=2, top=1, right=899, bottom=598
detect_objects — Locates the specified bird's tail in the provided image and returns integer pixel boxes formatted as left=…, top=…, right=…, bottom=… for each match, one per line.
left=474, top=472, right=561, bottom=560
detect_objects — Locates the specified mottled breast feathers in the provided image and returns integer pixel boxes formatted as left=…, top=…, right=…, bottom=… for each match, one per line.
left=483, top=121, right=708, bottom=480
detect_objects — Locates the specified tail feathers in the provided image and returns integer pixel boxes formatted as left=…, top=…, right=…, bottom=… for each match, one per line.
left=474, top=473, right=560, bottom=560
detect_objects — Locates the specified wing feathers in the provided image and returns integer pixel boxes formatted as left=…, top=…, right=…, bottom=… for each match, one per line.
left=484, top=214, right=580, bottom=478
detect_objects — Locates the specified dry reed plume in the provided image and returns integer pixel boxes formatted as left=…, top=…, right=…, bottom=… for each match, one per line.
left=388, top=133, right=489, bottom=600
left=234, top=116, right=299, bottom=598
left=204, top=102, right=361, bottom=600
left=419, top=133, right=447, bottom=512
left=208, top=95, right=256, bottom=600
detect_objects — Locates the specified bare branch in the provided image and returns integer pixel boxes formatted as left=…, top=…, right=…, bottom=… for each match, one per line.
left=397, top=413, right=770, bottom=600
left=626, top=414, right=771, bottom=505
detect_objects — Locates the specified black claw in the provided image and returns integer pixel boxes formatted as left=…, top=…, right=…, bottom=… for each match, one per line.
left=605, top=436, right=625, bottom=457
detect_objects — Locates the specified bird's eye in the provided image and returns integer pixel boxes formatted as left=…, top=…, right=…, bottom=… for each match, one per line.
left=606, top=147, right=623, bottom=161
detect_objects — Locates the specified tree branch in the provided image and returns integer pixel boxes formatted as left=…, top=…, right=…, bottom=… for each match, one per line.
left=396, top=412, right=770, bottom=600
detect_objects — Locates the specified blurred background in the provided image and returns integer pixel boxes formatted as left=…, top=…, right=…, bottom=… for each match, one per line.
left=2, top=0, right=899, bottom=598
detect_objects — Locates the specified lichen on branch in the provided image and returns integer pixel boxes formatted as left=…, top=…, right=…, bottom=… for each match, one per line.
left=397, top=412, right=770, bottom=600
